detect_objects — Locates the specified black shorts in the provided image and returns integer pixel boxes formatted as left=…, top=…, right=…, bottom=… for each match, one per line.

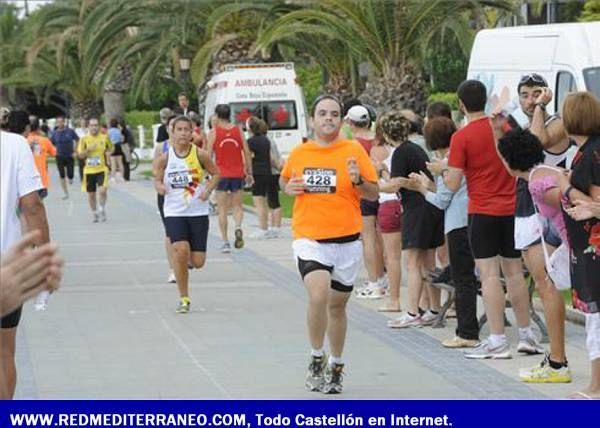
left=85, top=172, right=106, bottom=193
left=402, top=203, right=444, bottom=250
left=267, top=174, right=281, bottom=209
left=252, top=175, right=270, bottom=197
left=468, top=214, right=520, bottom=259
left=217, top=177, right=244, bottom=193
left=360, top=199, right=380, bottom=217
left=111, top=144, right=123, bottom=156
left=38, top=189, right=48, bottom=199
left=56, top=156, right=74, bottom=179
left=164, top=215, right=209, bottom=252
left=297, top=258, right=352, bottom=293
left=1, top=306, right=22, bottom=329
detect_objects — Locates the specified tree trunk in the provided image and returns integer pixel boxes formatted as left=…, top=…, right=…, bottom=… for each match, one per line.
left=70, top=99, right=102, bottom=122
left=0, top=84, right=9, bottom=108
left=103, top=91, right=125, bottom=122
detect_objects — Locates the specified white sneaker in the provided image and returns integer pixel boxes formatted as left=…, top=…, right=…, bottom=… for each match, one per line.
left=249, top=229, right=268, bottom=239
left=167, top=271, right=176, bottom=283
left=34, top=290, right=50, bottom=311
left=388, top=313, right=421, bottom=328
left=356, top=283, right=386, bottom=300
left=517, top=335, right=545, bottom=355
left=419, top=310, right=438, bottom=327
left=266, top=228, right=280, bottom=239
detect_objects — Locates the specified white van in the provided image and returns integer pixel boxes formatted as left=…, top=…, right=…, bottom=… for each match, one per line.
left=203, top=63, right=309, bottom=156
left=468, top=22, right=600, bottom=125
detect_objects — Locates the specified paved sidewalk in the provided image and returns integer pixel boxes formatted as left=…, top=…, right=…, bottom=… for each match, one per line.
left=14, top=169, right=591, bottom=399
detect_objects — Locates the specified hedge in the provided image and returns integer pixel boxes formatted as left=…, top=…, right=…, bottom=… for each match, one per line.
left=426, top=92, right=459, bottom=112
left=125, top=110, right=158, bottom=129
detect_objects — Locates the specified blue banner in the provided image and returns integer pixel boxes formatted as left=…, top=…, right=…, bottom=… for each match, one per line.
left=0, top=400, right=592, bottom=428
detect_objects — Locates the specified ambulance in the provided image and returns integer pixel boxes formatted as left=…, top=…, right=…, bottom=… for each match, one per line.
left=467, top=22, right=600, bottom=125
left=203, top=63, right=309, bottom=156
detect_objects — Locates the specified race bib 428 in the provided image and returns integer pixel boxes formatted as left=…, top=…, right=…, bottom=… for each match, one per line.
left=303, top=168, right=337, bottom=194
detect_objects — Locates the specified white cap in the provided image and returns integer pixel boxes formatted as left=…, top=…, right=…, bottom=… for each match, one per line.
left=345, top=105, right=370, bottom=123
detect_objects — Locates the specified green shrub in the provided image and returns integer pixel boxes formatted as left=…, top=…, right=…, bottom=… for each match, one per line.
left=427, top=92, right=459, bottom=111
left=296, top=64, right=322, bottom=110
left=126, top=110, right=158, bottom=129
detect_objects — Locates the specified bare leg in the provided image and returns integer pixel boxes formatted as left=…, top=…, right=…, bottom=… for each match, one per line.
left=524, top=245, right=566, bottom=361
left=253, top=196, right=268, bottom=231
left=327, top=289, right=351, bottom=358
left=381, top=232, right=402, bottom=310
left=216, top=191, right=230, bottom=242
left=0, top=328, right=17, bottom=399
left=423, top=248, right=441, bottom=312
left=270, top=207, right=282, bottom=228
left=231, top=190, right=244, bottom=229
left=165, top=237, right=174, bottom=270
left=362, top=216, right=385, bottom=282
left=304, top=270, right=331, bottom=351
left=501, top=257, right=531, bottom=329
left=98, top=187, right=107, bottom=210
left=476, top=257, right=505, bottom=335
left=172, top=241, right=191, bottom=298
left=87, top=192, right=97, bottom=212
left=404, top=249, right=424, bottom=315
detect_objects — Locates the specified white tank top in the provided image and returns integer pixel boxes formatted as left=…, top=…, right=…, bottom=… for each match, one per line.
left=163, top=145, right=209, bottom=217
left=378, top=145, right=399, bottom=203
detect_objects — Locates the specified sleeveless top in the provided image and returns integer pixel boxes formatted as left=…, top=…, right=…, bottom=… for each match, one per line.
left=214, top=126, right=244, bottom=178
left=528, top=165, right=568, bottom=244
left=378, top=145, right=399, bottom=203
left=163, top=145, right=208, bottom=217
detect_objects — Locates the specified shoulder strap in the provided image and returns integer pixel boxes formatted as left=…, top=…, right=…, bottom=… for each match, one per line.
left=530, top=192, right=553, bottom=268
left=528, top=164, right=563, bottom=182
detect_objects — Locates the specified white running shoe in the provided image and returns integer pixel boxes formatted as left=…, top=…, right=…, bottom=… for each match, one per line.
left=249, top=229, right=268, bottom=239
left=419, top=310, right=438, bottom=327
left=387, top=312, right=422, bottom=328
left=167, top=271, right=176, bottom=283
left=464, top=339, right=512, bottom=359
left=517, top=335, right=545, bottom=355
left=356, top=283, right=386, bottom=300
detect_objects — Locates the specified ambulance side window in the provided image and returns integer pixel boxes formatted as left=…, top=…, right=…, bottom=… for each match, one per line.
left=262, top=101, right=297, bottom=130
left=556, top=71, right=576, bottom=115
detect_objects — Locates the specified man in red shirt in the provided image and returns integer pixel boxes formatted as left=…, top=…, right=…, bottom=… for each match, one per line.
left=430, top=79, right=541, bottom=359
left=207, top=104, right=253, bottom=253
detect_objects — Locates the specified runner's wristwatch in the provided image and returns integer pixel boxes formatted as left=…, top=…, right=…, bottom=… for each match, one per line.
left=353, top=176, right=364, bottom=186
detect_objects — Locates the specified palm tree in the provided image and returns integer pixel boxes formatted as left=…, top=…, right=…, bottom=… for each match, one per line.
left=0, top=3, right=25, bottom=108
left=4, top=0, right=145, bottom=120
left=255, top=0, right=515, bottom=113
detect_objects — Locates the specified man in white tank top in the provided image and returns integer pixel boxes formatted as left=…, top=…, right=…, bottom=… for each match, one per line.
left=154, top=116, right=220, bottom=314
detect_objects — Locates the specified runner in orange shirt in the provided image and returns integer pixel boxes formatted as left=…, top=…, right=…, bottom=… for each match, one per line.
left=27, top=117, right=57, bottom=199
left=281, top=95, right=378, bottom=394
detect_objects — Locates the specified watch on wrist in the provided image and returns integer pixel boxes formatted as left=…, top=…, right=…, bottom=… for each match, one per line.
left=353, top=176, right=364, bottom=186
left=535, top=102, right=546, bottom=112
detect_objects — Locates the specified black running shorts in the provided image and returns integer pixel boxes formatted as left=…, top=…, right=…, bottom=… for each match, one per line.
left=164, top=215, right=209, bottom=252
left=468, top=214, right=520, bottom=259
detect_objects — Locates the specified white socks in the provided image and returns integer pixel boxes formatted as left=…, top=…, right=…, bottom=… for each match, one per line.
left=488, top=334, right=507, bottom=348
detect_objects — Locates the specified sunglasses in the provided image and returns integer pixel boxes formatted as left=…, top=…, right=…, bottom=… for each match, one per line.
left=519, top=73, right=547, bottom=87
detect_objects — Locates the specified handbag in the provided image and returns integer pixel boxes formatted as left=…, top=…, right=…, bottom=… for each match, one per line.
left=529, top=166, right=571, bottom=290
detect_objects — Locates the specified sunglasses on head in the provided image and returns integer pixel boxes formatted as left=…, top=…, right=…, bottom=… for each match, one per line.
left=519, top=73, right=547, bottom=87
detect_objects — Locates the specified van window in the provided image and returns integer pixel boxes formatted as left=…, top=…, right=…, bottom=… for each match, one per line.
left=556, top=71, right=577, bottom=115
left=583, top=67, right=600, bottom=100
left=263, top=101, right=297, bottom=130
left=230, top=101, right=298, bottom=131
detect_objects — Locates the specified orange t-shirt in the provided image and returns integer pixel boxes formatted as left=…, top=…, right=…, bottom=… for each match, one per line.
left=27, top=132, right=57, bottom=189
left=281, top=139, right=377, bottom=240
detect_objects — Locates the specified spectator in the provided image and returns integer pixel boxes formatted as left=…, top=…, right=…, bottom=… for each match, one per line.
left=246, top=117, right=272, bottom=239
left=107, top=118, right=125, bottom=182
left=27, top=116, right=57, bottom=199
left=119, top=119, right=135, bottom=182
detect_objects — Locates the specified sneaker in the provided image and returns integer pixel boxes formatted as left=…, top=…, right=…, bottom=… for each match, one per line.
left=305, top=354, right=327, bottom=392
left=321, top=363, right=344, bottom=394
left=355, top=283, right=386, bottom=300
left=61, top=194, right=69, bottom=200
left=176, top=297, right=191, bottom=314
left=99, top=209, right=106, bottom=222
left=33, top=290, right=50, bottom=311
left=517, top=336, right=545, bottom=355
left=419, top=310, right=439, bottom=327
left=519, top=355, right=572, bottom=383
left=249, top=229, right=268, bottom=239
left=220, top=242, right=231, bottom=254
left=266, top=228, right=280, bottom=239
left=234, top=228, right=244, bottom=249
left=387, top=312, right=421, bottom=329
left=431, top=266, right=452, bottom=284
left=441, top=336, right=480, bottom=349
left=167, top=271, right=176, bottom=284
left=93, top=212, right=99, bottom=223
left=464, top=339, right=512, bottom=359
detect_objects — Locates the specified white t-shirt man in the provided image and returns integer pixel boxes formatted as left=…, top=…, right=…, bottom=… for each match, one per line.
left=0, top=130, right=43, bottom=252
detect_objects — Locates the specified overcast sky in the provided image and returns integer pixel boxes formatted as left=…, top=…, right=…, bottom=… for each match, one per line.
left=5, top=0, right=52, bottom=16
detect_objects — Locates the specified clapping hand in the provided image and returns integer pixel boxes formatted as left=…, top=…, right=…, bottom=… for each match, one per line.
left=426, top=160, right=447, bottom=176
left=566, top=197, right=600, bottom=221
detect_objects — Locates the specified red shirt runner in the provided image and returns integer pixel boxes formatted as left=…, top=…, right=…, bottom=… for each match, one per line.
left=214, top=126, right=245, bottom=178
